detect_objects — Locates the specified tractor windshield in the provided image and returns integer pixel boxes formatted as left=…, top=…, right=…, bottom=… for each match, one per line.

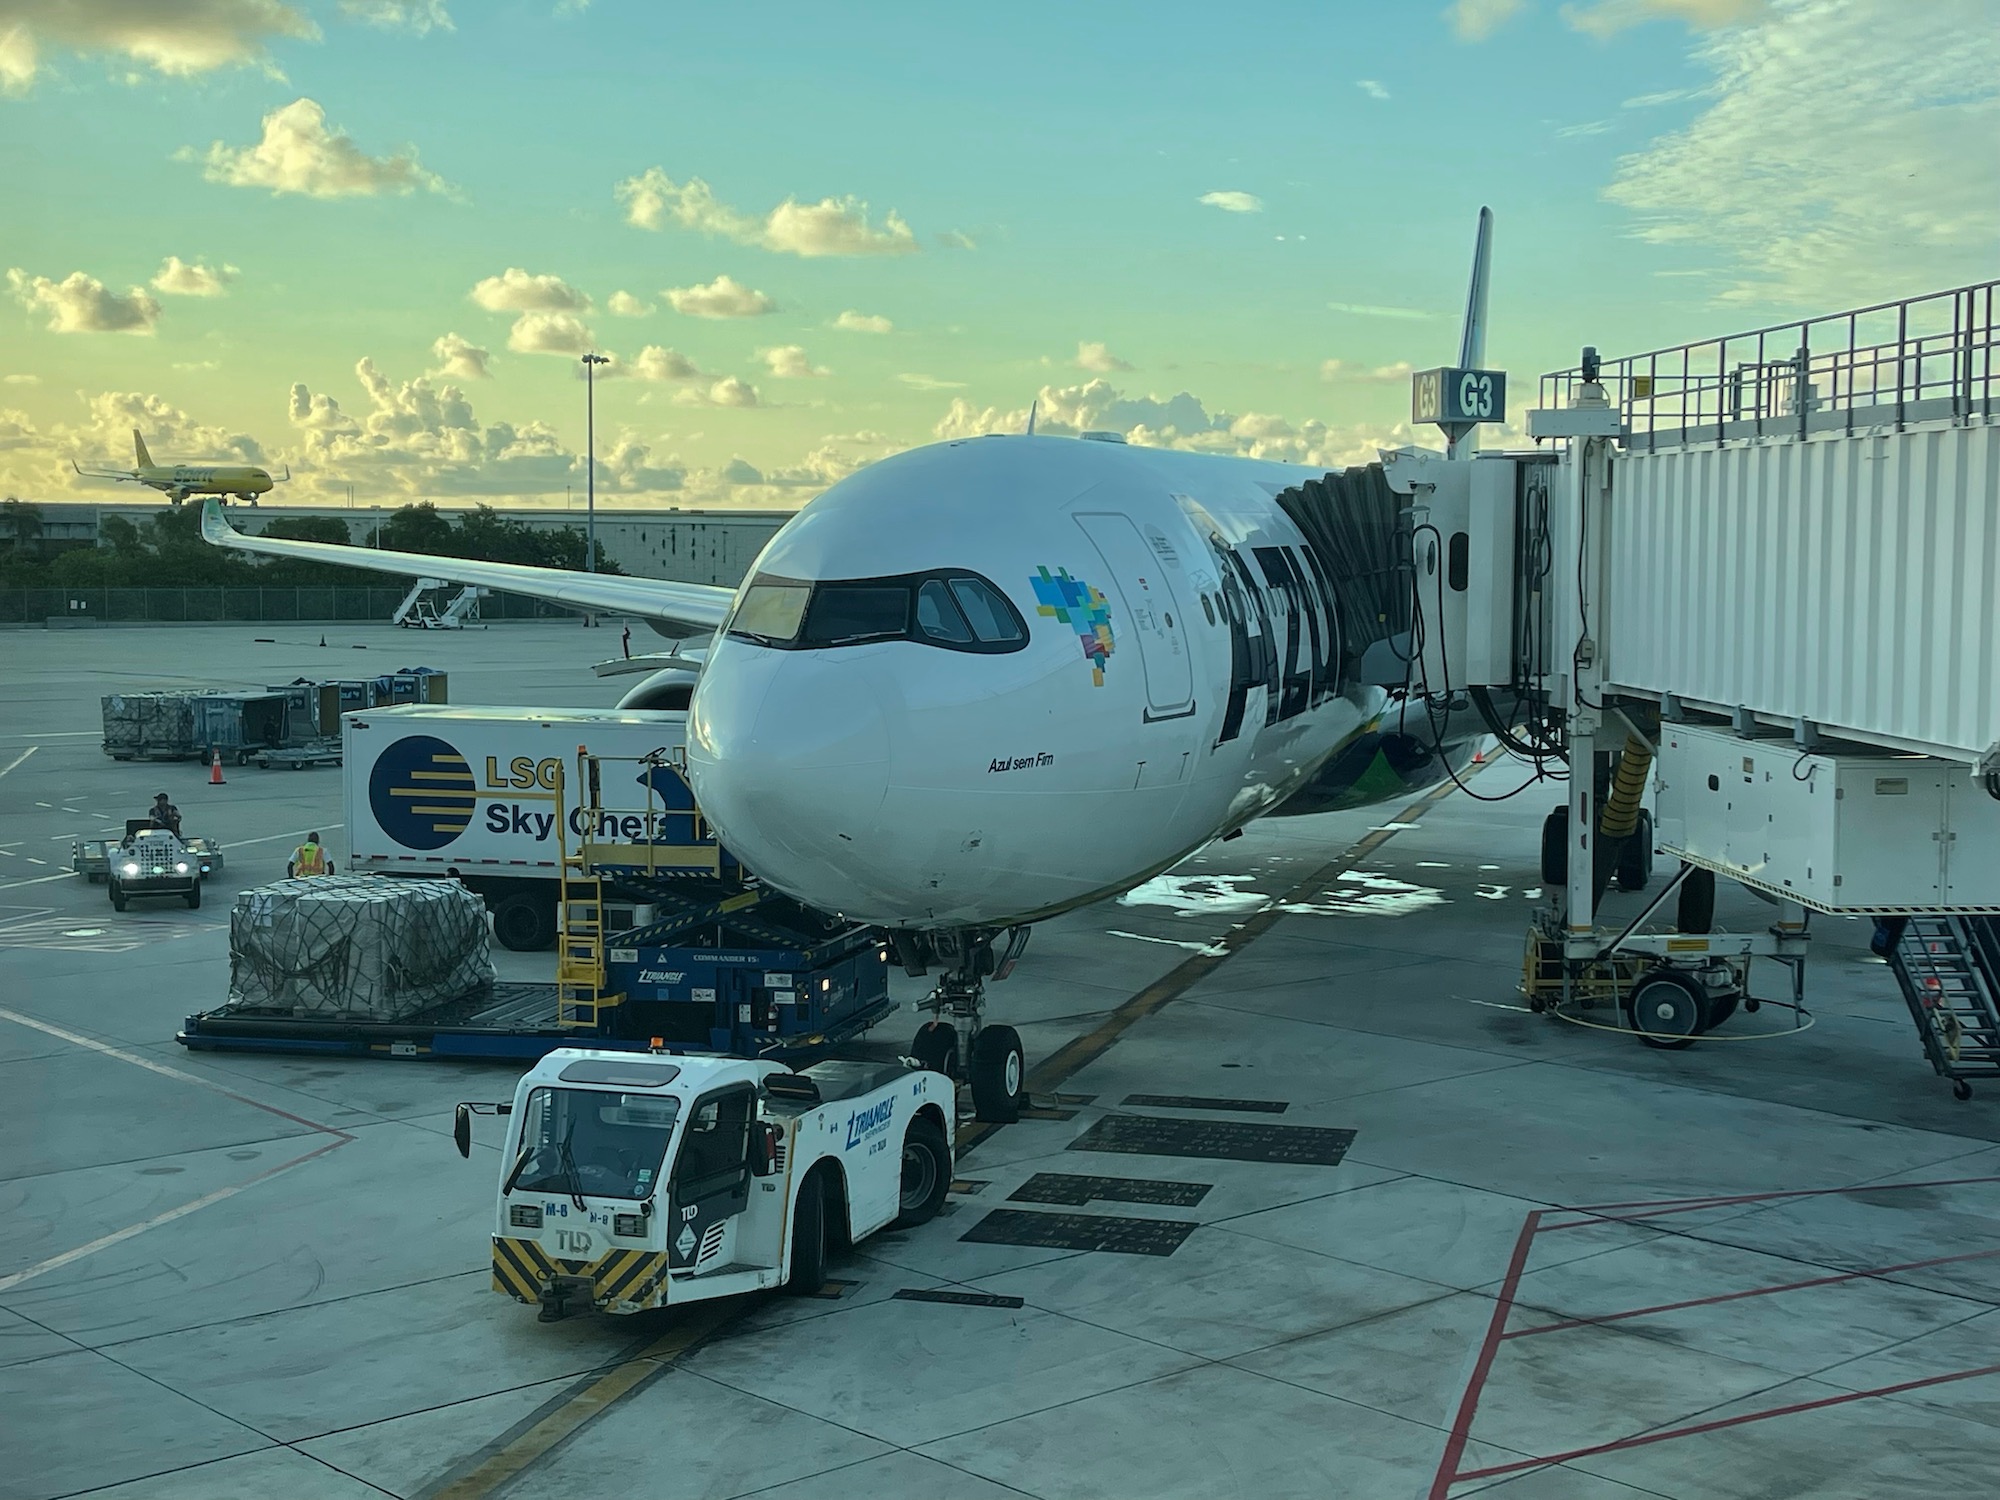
left=510, top=1088, right=681, bottom=1202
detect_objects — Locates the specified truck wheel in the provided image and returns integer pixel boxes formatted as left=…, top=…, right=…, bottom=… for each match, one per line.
left=110, top=881, right=127, bottom=912
left=969, top=1025, right=1026, bottom=1124
left=894, top=1118, right=952, bottom=1228
left=786, top=1169, right=828, bottom=1295
left=491, top=892, right=556, bottom=951
left=185, top=882, right=201, bottom=910
left=909, top=1021, right=959, bottom=1079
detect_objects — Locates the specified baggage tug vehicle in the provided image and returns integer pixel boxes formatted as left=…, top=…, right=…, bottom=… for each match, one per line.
left=455, top=1048, right=954, bottom=1321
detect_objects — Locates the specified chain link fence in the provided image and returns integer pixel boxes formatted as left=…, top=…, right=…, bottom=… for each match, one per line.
left=2, top=587, right=589, bottom=625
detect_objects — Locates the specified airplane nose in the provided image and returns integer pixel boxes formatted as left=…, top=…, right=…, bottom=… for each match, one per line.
left=687, top=647, right=894, bottom=914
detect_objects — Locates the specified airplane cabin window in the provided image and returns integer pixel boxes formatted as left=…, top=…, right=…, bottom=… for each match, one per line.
left=802, top=584, right=912, bottom=645
left=948, top=578, right=1024, bottom=643
left=916, top=580, right=975, bottom=643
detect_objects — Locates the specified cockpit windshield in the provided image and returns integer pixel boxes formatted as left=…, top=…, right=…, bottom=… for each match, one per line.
left=727, top=569, right=1027, bottom=654
left=510, top=1087, right=680, bottom=1202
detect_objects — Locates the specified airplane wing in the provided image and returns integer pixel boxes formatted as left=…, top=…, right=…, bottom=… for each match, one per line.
left=199, top=499, right=736, bottom=635
left=72, top=462, right=140, bottom=482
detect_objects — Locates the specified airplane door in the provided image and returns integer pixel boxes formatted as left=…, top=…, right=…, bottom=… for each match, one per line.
left=1074, top=511, right=1196, bottom=721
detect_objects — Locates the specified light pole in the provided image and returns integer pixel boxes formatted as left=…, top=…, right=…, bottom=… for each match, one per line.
left=580, top=351, right=608, bottom=627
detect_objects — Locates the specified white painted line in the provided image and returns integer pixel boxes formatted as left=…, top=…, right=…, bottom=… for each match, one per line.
left=223, top=822, right=346, bottom=851
left=0, top=1139, right=348, bottom=1294
left=0, top=872, right=78, bottom=892
left=0, top=731, right=99, bottom=740
left=23, top=858, right=45, bottom=866
left=0, top=748, right=35, bottom=778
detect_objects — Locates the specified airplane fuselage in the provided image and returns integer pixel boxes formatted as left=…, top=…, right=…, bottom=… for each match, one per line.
left=687, top=435, right=1393, bottom=930
left=142, top=465, right=274, bottom=502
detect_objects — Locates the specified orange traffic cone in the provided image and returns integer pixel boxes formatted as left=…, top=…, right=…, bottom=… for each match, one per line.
left=209, top=749, right=226, bottom=785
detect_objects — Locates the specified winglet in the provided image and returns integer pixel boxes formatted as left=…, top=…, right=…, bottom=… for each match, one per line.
left=199, top=497, right=235, bottom=546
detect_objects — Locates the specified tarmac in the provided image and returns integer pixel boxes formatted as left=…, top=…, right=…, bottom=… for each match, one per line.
left=3, top=623, right=1997, bottom=1500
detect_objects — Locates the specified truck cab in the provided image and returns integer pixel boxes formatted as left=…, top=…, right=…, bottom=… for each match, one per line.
left=460, top=1048, right=954, bottom=1320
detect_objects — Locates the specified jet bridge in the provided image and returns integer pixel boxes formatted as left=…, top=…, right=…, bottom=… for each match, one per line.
left=1401, top=278, right=2000, bottom=1092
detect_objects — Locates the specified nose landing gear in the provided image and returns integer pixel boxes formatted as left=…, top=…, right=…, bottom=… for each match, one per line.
left=902, top=926, right=1031, bottom=1123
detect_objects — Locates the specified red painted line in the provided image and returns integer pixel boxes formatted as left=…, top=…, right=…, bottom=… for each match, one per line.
left=1452, top=1360, right=2000, bottom=1485
left=1504, top=1242, right=2000, bottom=1341
left=1428, top=1210, right=1543, bottom=1500
left=1538, top=1174, right=2000, bottom=1231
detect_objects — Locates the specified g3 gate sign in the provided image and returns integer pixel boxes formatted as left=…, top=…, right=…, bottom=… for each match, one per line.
left=1411, top=366, right=1507, bottom=427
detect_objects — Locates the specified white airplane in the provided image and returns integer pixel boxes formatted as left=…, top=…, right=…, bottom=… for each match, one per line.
left=204, top=212, right=1499, bottom=1119
left=76, top=430, right=287, bottom=505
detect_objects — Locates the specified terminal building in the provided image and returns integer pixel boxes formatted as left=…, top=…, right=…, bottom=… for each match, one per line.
left=6, top=500, right=793, bottom=589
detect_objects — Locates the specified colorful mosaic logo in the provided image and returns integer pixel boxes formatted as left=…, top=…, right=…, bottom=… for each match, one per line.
left=1031, top=566, right=1115, bottom=686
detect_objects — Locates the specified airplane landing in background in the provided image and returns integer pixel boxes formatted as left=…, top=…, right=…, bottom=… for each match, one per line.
left=74, top=430, right=287, bottom=505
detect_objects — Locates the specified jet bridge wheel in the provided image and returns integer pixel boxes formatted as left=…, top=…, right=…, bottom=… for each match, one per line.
left=1622, top=968, right=1706, bottom=1050
left=969, top=1025, right=1026, bottom=1124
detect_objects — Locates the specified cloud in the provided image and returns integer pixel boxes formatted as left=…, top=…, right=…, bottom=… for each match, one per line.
left=506, top=311, right=594, bottom=356
left=933, top=377, right=1417, bottom=469
left=0, top=0, right=317, bottom=93
left=1356, top=78, right=1390, bottom=100
left=190, top=97, right=448, bottom=197
left=936, top=230, right=976, bottom=250
left=1556, top=119, right=1613, bottom=137
left=1198, top=190, right=1263, bottom=213
left=720, top=457, right=761, bottom=485
left=1605, top=0, right=2000, bottom=306
left=760, top=345, right=826, bottom=378
left=1563, top=0, right=1764, bottom=37
left=896, top=373, right=965, bottom=391
left=674, top=376, right=760, bottom=408
left=833, top=309, right=892, bottom=334
left=615, top=166, right=919, bottom=257
left=4, top=373, right=40, bottom=385
left=664, top=274, right=775, bottom=319
left=1320, top=359, right=1415, bottom=382
left=7, top=268, right=160, bottom=333
left=0, top=409, right=35, bottom=449
left=1622, top=87, right=1693, bottom=107
left=1075, top=341, right=1131, bottom=373
left=626, top=345, right=701, bottom=381
left=1326, top=300, right=1434, bottom=319
left=607, top=290, right=650, bottom=318
left=1447, top=0, right=1528, bottom=40
left=470, top=267, right=590, bottom=313
left=430, top=331, right=491, bottom=380
left=150, top=256, right=236, bottom=296
left=39, top=390, right=267, bottom=485
left=339, top=0, right=452, bottom=32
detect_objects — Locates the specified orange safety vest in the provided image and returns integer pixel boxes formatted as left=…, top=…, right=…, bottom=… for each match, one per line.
left=292, top=843, right=328, bottom=876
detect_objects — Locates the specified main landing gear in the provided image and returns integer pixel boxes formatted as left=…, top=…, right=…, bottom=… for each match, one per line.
left=900, top=926, right=1031, bottom=1124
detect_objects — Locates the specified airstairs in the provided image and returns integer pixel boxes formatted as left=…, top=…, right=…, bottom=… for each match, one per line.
left=1889, top=918, right=2000, bottom=1099
left=1400, top=276, right=2000, bottom=1090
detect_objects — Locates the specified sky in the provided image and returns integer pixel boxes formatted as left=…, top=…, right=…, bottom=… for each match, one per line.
left=2, top=0, right=1995, bottom=512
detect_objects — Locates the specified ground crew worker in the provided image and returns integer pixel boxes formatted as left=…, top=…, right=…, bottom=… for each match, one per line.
left=147, top=793, right=182, bottom=837
left=288, top=832, right=333, bottom=877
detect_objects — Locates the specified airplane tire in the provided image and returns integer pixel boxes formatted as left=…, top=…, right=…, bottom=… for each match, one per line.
left=894, top=1118, right=952, bottom=1228
left=909, top=1021, right=959, bottom=1079
left=185, top=882, right=201, bottom=910
left=969, top=1025, right=1026, bottom=1124
left=786, top=1169, right=828, bottom=1295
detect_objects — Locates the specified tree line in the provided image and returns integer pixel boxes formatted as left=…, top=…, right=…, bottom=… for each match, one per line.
left=0, top=499, right=622, bottom=589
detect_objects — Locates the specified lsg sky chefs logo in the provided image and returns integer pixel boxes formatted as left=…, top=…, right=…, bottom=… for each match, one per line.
left=368, top=735, right=478, bottom=850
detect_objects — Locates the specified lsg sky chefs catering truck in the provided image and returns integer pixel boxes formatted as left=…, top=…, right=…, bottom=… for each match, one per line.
left=455, top=1048, right=955, bottom=1320
left=343, top=705, right=690, bottom=950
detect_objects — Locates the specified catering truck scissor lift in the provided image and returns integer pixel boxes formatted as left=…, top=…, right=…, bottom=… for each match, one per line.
left=454, top=1048, right=954, bottom=1321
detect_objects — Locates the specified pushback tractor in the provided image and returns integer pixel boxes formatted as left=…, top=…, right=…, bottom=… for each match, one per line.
left=455, top=1047, right=955, bottom=1321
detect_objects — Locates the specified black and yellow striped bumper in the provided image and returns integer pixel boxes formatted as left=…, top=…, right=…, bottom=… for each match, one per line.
left=491, top=1236, right=671, bottom=1312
